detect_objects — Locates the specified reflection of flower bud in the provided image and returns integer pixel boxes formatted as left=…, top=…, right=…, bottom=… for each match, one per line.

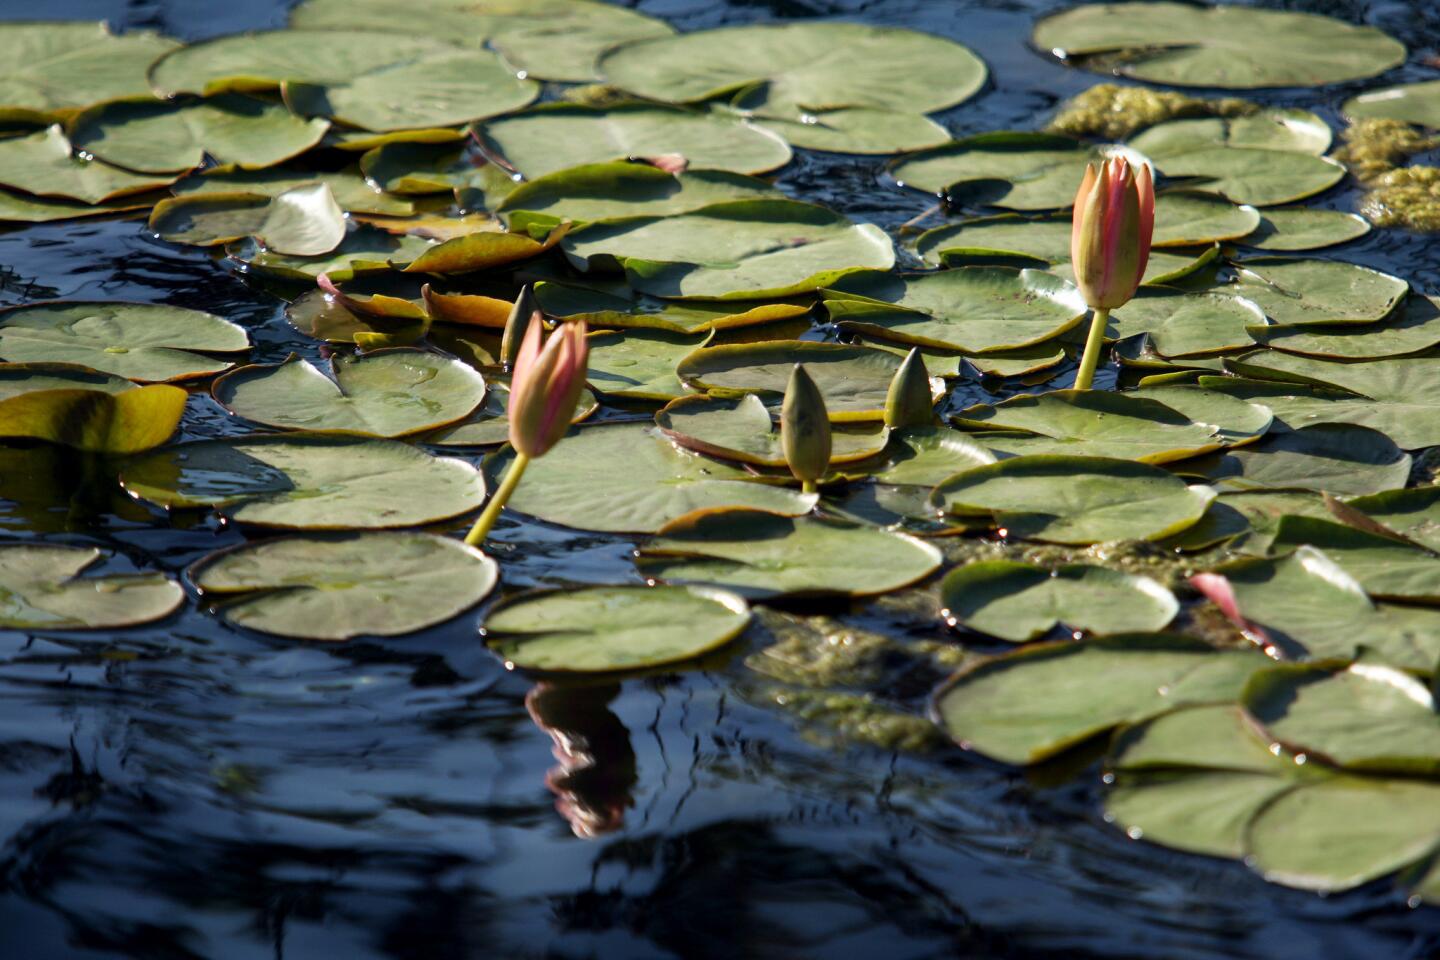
left=507, top=314, right=590, bottom=458
left=884, top=348, right=933, bottom=428
left=1070, top=156, right=1154, bottom=311
left=781, top=363, right=831, bottom=485
left=500, top=283, right=539, bottom=369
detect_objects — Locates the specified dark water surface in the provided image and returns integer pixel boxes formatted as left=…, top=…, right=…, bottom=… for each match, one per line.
left=3, top=1, right=1440, bottom=958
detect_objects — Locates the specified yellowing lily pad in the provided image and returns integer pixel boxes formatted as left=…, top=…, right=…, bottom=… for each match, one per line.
left=0, top=363, right=185, bottom=454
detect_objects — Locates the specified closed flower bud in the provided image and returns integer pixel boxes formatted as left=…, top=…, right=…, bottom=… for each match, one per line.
left=507, top=313, right=590, bottom=459
left=500, top=283, right=539, bottom=370
left=1070, top=156, right=1155, bottom=311
left=884, top=348, right=933, bottom=428
left=780, top=363, right=831, bottom=487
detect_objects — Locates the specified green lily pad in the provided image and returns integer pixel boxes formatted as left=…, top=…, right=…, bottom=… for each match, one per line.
left=1247, top=662, right=1440, bottom=775
left=0, top=186, right=158, bottom=223
left=676, top=340, right=933, bottom=421
left=584, top=329, right=704, bottom=401
left=487, top=422, right=818, bottom=534
left=939, top=561, right=1178, bottom=642
left=890, top=132, right=1093, bottom=208
left=598, top=22, right=985, bottom=116
left=1127, top=111, right=1332, bottom=157
left=395, top=224, right=566, bottom=276
left=499, top=162, right=781, bottom=229
left=1247, top=294, right=1440, bottom=359
left=122, top=436, right=485, bottom=529
left=291, top=0, right=673, bottom=83
left=1268, top=515, right=1440, bottom=604
left=870, top=426, right=997, bottom=486
left=1032, top=3, right=1405, bottom=89
left=484, top=584, right=751, bottom=672
left=172, top=168, right=414, bottom=216
left=0, top=125, right=175, bottom=203
left=477, top=103, right=792, bottom=179
left=1344, top=79, right=1440, bottom=129
left=1108, top=288, right=1266, bottom=358
left=0, top=301, right=249, bottom=383
left=429, top=378, right=597, bottom=447
left=150, top=30, right=539, bottom=131
left=1177, top=423, right=1409, bottom=496
left=0, top=22, right=179, bottom=125
left=227, top=228, right=435, bottom=281
left=1156, top=148, right=1346, bottom=207
left=1199, top=374, right=1439, bottom=452
left=1345, top=486, right=1440, bottom=553
left=192, top=531, right=498, bottom=641
left=1242, top=208, right=1371, bottom=252
left=0, top=544, right=183, bottom=630
left=536, top=281, right=811, bottom=335
left=750, top=107, right=950, bottom=155
left=636, top=509, right=941, bottom=599
left=0, top=363, right=185, bottom=454
left=358, top=142, right=479, bottom=195
left=931, top=455, right=1214, bottom=544
left=932, top=637, right=1270, bottom=765
left=1231, top=258, right=1408, bottom=327
left=212, top=350, right=486, bottom=437
left=823, top=267, right=1085, bottom=353
left=70, top=95, right=330, bottom=175
left=563, top=199, right=893, bottom=299
left=1123, top=383, right=1276, bottom=445
left=656, top=394, right=889, bottom=467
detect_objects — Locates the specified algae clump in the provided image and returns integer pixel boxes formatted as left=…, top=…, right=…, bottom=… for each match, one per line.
left=1047, top=83, right=1257, bottom=140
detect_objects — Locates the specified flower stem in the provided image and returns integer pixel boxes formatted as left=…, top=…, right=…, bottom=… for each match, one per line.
left=1073, top=307, right=1111, bottom=392
left=464, top=453, right=530, bottom=547
left=802, top=479, right=818, bottom=495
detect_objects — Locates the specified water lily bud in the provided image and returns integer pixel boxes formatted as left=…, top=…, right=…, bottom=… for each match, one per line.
left=508, top=314, right=590, bottom=459
left=781, top=363, right=831, bottom=486
left=884, top=348, right=933, bottom=428
left=1070, top=156, right=1154, bottom=311
left=500, top=283, right=539, bottom=370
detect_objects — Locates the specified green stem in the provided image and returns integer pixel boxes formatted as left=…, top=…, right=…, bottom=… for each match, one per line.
left=802, top=479, right=818, bottom=495
left=464, top=452, right=530, bottom=546
left=1073, top=307, right=1111, bottom=392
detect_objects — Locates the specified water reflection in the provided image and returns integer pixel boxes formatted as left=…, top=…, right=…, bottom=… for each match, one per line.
left=526, top=681, right=637, bottom=838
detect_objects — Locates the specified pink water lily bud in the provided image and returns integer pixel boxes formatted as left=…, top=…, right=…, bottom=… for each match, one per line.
left=1070, top=156, right=1154, bottom=311
left=508, top=312, right=590, bottom=459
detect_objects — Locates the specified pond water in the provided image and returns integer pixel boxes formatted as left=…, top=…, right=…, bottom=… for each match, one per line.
left=4, top=0, right=1440, bottom=958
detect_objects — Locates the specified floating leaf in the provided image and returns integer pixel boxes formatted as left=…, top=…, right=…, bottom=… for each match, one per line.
left=1242, top=207, right=1371, bottom=251
left=398, top=224, right=568, bottom=276
left=1231, top=258, right=1408, bottom=327
left=932, top=638, right=1269, bottom=765
left=1177, top=423, right=1409, bottom=496
left=822, top=267, right=1085, bottom=353
left=484, top=585, right=751, bottom=672
left=1108, top=287, right=1266, bottom=358
left=1345, top=487, right=1440, bottom=553
left=1247, top=294, right=1440, bottom=359
left=636, top=509, right=941, bottom=599
left=584, top=329, right=704, bottom=401
left=227, top=228, right=435, bottom=281
left=477, top=103, right=792, bottom=179
left=657, top=394, right=888, bottom=467
left=70, top=94, right=330, bottom=175
left=0, top=186, right=158, bottom=223
left=192, top=532, right=498, bottom=641
left=931, top=456, right=1213, bottom=544
left=172, top=168, right=414, bottom=216
left=487, top=422, right=817, bottom=534
left=0, top=363, right=185, bottom=453
left=429, top=378, right=597, bottom=447
left=122, top=436, right=485, bottom=529
left=0, top=301, right=249, bottom=383
left=0, top=22, right=179, bottom=124
left=1156, top=148, right=1346, bottom=207
left=890, top=132, right=1093, bottom=208
left=0, top=125, right=174, bottom=203
left=1127, top=111, right=1332, bottom=157
left=1268, top=516, right=1440, bottom=604
left=212, top=350, right=485, bottom=437
left=564, top=199, right=893, bottom=299
left=751, top=107, right=949, bottom=155
left=1344, top=79, right=1440, bottom=129
left=869, top=426, right=997, bottom=486
left=939, top=561, right=1178, bottom=642
left=1032, top=3, right=1405, bottom=88
left=0, top=544, right=183, bottom=629
left=499, top=162, right=781, bottom=229
left=536, top=281, right=811, bottom=334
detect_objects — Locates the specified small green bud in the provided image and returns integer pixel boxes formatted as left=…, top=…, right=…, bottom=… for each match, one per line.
left=884, top=348, right=933, bottom=428
left=500, top=284, right=539, bottom=370
left=781, top=363, right=831, bottom=486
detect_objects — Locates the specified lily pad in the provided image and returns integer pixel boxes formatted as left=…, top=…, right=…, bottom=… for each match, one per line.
left=1344, top=80, right=1440, bottom=129
left=1247, top=294, right=1440, bottom=359
left=212, top=350, right=486, bottom=437
left=484, top=585, right=751, bottom=672
left=1242, top=208, right=1371, bottom=251
left=657, top=394, right=889, bottom=467
left=585, top=329, right=704, bottom=401
left=150, top=187, right=345, bottom=252
left=499, top=162, right=781, bottom=229
left=70, top=95, right=330, bottom=175
left=1032, top=3, right=1405, bottom=89
left=890, top=132, right=1093, bottom=208
left=191, top=532, right=498, bottom=641
left=1345, top=486, right=1440, bottom=553
left=1177, top=423, right=1409, bottom=496
left=870, top=426, right=998, bottom=486
left=0, top=363, right=185, bottom=454
left=931, top=455, right=1214, bottom=544
left=0, top=301, right=249, bottom=383
left=1108, top=287, right=1266, bottom=358
left=1156, top=148, right=1346, bottom=207
left=563, top=199, right=894, bottom=299
left=0, top=22, right=179, bottom=125
left=823, top=267, right=1085, bottom=353
left=227, top=228, right=436, bottom=281
left=598, top=22, right=985, bottom=116
left=0, top=186, right=159, bottom=223
left=676, top=340, right=932, bottom=421
left=290, top=0, right=675, bottom=83
left=150, top=31, right=539, bottom=131
left=932, top=637, right=1270, bottom=765
left=0, top=544, right=183, bottom=630
left=536, top=281, right=811, bottom=334
left=939, top=561, right=1178, bottom=642
left=429, top=378, right=597, bottom=447
left=487, top=422, right=818, bottom=534
left=1267, top=516, right=1440, bottom=605
left=636, top=509, right=941, bottom=599
left=122, top=436, right=485, bottom=529
left=477, top=103, right=792, bottom=179
left=172, top=168, right=414, bottom=216
left=1127, top=111, right=1332, bottom=157
left=751, top=107, right=950, bottom=155
left=0, top=125, right=175, bottom=203
left=1231, top=258, right=1408, bottom=327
